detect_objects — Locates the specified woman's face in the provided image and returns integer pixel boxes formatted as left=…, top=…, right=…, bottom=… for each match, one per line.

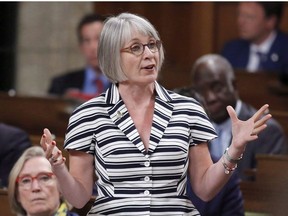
left=17, top=157, right=60, bottom=216
left=120, top=31, right=160, bottom=85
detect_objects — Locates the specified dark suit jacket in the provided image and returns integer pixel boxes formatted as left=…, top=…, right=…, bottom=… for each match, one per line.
left=48, top=69, right=85, bottom=95
left=221, top=31, right=288, bottom=83
left=187, top=158, right=244, bottom=216
left=235, top=102, right=287, bottom=180
left=0, top=123, right=32, bottom=187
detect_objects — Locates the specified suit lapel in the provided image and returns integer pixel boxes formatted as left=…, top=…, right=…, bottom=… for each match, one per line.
left=149, top=96, right=173, bottom=154
left=106, top=82, right=174, bottom=155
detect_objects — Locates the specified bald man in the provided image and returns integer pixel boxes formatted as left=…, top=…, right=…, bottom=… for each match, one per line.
left=190, top=54, right=287, bottom=180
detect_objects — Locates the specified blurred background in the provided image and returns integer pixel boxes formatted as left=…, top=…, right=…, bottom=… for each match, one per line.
left=2, top=2, right=288, bottom=96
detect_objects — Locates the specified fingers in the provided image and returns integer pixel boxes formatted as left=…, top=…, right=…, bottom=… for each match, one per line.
left=48, top=149, right=66, bottom=166
left=250, top=104, right=271, bottom=136
left=252, top=104, right=270, bottom=122
left=254, top=113, right=272, bottom=128
left=40, top=134, right=47, bottom=150
left=40, top=128, right=59, bottom=158
left=49, top=156, right=66, bottom=166
left=40, top=128, right=52, bottom=150
left=251, top=124, right=267, bottom=136
left=43, top=128, right=53, bottom=144
left=40, top=128, right=65, bottom=166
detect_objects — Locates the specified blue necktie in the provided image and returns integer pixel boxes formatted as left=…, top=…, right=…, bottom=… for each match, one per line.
left=256, top=51, right=267, bottom=70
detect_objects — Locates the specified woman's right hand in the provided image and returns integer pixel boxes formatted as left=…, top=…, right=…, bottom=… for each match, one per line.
left=40, top=128, right=66, bottom=166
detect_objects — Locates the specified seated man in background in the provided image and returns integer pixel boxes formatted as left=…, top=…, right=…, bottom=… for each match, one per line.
left=175, top=87, right=244, bottom=216
left=221, top=2, right=288, bottom=84
left=48, top=13, right=111, bottom=101
left=0, top=123, right=32, bottom=188
left=190, top=54, right=287, bottom=180
left=8, top=146, right=78, bottom=216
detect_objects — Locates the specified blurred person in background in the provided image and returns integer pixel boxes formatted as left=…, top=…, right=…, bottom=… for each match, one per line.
left=175, top=87, right=244, bottom=216
left=0, top=122, right=32, bottom=188
left=191, top=54, right=287, bottom=180
left=221, top=2, right=288, bottom=84
left=48, top=13, right=111, bottom=101
left=8, top=146, right=78, bottom=216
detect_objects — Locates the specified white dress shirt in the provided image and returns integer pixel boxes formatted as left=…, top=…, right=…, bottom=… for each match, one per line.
left=247, top=31, right=276, bottom=72
left=210, top=100, right=242, bottom=159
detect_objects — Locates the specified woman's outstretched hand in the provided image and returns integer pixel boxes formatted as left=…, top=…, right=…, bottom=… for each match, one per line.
left=40, top=128, right=66, bottom=166
left=227, top=104, right=271, bottom=150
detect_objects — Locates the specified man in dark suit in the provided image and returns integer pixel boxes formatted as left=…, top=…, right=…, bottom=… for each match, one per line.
left=190, top=54, right=287, bottom=180
left=0, top=123, right=32, bottom=187
left=221, top=2, right=288, bottom=84
left=187, top=161, right=244, bottom=216
left=175, top=87, right=244, bottom=216
left=48, top=13, right=111, bottom=100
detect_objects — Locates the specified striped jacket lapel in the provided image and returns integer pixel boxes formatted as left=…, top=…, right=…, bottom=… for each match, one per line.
left=149, top=82, right=174, bottom=154
left=106, top=82, right=174, bottom=154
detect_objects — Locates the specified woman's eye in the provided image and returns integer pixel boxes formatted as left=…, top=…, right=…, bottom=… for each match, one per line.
left=38, top=175, right=51, bottom=182
left=131, top=44, right=142, bottom=52
left=148, top=42, right=156, bottom=48
left=21, top=178, right=31, bottom=184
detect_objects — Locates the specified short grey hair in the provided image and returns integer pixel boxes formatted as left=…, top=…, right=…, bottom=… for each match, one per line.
left=191, top=54, right=235, bottom=82
left=8, top=146, right=46, bottom=215
left=98, top=12, right=165, bottom=83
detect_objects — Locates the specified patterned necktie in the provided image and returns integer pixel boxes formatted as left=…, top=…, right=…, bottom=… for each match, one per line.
left=256, top=51, right=267, bottom=70
left=95, top=77, right=104, bottom=95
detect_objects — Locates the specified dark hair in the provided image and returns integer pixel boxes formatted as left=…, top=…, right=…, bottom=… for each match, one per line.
left=258, top=2, right=284, bottom=27
left=77, top=13, right=107, bottom=43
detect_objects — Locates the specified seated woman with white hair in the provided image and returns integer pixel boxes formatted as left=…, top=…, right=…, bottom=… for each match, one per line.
left=8, top=146, right=78, bottom=216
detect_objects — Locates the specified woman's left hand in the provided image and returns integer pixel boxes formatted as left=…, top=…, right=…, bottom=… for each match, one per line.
left=227, top=104, right=271, bottom=151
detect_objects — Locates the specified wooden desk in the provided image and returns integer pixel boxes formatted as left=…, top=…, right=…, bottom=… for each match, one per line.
left=235, top=72, right=288, bottom=136
left=240, top=155, right=288, bottom=216
left=235, top=71, right=288, bottom=112
left=0, top=189, right=14, bottom=216
left=0, top=92, right=75, bottom=138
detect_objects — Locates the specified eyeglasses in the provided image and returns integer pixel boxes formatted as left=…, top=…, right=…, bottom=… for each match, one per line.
left=121, top=40, right=162, bottom=56
left=16, top=172, right=55, bottom=190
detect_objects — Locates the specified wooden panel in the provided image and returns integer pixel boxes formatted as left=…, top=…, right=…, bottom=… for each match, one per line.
left=240, top=155, right=288, bottom=215
left=235, top=71, right=288, bottom=136
left=93, top=3, right=288, bottom=90
left=0, top=189, right=14, bottom=216
left=235, top=71, right=288, bottom=112
left=0, top=92, right=74, bottom=137
left=279, top=3, right=288, bottom=32
left=214, top=2, right=238, bottom=52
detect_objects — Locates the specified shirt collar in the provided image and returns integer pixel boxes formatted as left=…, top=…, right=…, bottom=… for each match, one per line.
left=85, top=66, right=104, bottom=81
left=235, top=99, right=242, bottom=116
left=250, top=30, right=277, bottom=54
left=105, top=81, right=172, bottom=104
